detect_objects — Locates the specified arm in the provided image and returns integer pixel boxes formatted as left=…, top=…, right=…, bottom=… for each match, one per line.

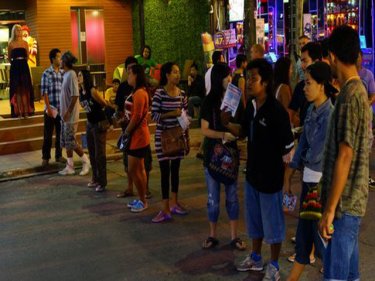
left=201, top=119, right=236, bottom=142
left=125, top=91, right=146, bottom=135
left=278, top=85, right=292, bottom=112
left=238, top=77, right=246, bottom=107
left=63, top=96, right=78, bottom=122
left=319, top=143, right=353, bottom=240
left=41, top=72, right=53, bottom=117
left=91, top=87, right=109, bottom=107
left=7, top=43, right=12, bottom=63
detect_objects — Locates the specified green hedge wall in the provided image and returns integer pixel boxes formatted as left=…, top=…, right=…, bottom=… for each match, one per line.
left=132, top=0, right=210, bottom=73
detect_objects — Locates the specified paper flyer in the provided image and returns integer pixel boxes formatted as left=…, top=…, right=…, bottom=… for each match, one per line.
left=220, top=83, right=242, bottom=117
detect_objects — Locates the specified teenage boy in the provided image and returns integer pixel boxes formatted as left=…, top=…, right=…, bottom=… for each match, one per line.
left=319, top=25, right=369, bottom=281
left=41, top=48, right=65, bottom=167
left=223, top=59, right=294, bottom=281
left=187, top=63, right=205, bottom=118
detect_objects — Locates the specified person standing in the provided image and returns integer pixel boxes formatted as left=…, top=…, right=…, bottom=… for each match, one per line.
left=187, top=63, right=205, bottom=118
left=8, top=24, right=34, bottom=118
left=319, top=25, right=369, bottom=281
left=223, top=59, right=294, bottom=280
left=78, top=70, right=109, bottom=192
left=151, top=62, right=189, bottom=223
left=274, top=56, right=292, bottom=111
left=41, top=48, right=65, bottom=167
left=232, top=54, right=248, bottom=107
left=205, top=51, right=224, bottom=95
left=58, top=51, right=90, bottom=176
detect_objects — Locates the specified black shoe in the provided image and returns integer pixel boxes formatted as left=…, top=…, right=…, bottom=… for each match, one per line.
left=146, top=191, right=152, bottom=199
left=95, top=185, right=106, bottom=192
left=56, top=157, right=67, bottom=164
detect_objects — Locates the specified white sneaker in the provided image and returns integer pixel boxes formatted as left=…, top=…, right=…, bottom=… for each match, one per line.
left=58, top=166, right=75, bottom=176
left=79, top=162, right=90, bottom=176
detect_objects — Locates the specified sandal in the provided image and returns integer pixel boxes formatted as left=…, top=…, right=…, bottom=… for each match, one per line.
left=202, top=237, right=219, bottom=249
left=116, top=190, right=135, bottom=198
left=230, top=238, right=246, bottom=251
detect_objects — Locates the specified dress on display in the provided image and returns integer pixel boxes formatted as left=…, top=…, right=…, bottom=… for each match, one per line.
left=9, top=47, right=34, bottom=116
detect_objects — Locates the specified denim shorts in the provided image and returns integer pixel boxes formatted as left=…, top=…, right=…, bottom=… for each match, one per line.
left=244, top=181, right=285, bottom=244
left=204, top=169, right=239, bottom=223
left=324, top=213, right=361, bottom=281
left=60, top=122, right=78, bottom=150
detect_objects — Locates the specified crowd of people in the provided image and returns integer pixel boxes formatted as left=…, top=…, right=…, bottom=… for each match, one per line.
left=12, top=23, right=374, bottom=281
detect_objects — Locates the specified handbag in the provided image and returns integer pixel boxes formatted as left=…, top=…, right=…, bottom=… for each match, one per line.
left=160, top=93, right=189, bottom=156
left=117, top=109, right=147, bottom=152
left=206, top=110, right=239, bottom=185
left=299, top=183, right=323, bottom=220
left=282, top=192, right=298, bottom=212
left=161, top=126, right=188, bottom=156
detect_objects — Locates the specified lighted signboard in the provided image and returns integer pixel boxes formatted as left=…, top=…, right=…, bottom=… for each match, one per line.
left=229, top=0, right=244, bottom=22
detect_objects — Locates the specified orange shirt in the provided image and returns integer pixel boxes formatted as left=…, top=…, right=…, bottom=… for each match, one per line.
left=129, top=88, right=150, bottom=150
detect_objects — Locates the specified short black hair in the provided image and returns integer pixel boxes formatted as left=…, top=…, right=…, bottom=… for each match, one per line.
left=301, top=42, right=322, bottom=61
left=247, top=58, right=274, bottom=97
left=112, top=78, right=120, bottom=84
left=124, top=56, right=138, bottom=68
left=61, top=51, right=78, bottom=69
left=319, top=38, right=330, bottom=58
left=236, top=54, right=247, bottom=68
left=49, top=48, right=61, bottom=64
left=212, top=51, right=223, bottom=65
left=328, top=25, right=360, bottom=65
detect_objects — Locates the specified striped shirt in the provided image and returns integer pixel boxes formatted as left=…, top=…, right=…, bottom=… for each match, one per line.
left=41, top=65, right=64, bottom=110
left=151, top=88, right=188, bottom=161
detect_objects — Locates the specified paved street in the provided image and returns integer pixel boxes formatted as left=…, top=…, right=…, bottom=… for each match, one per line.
left=1, top=149, right=375, bottom=281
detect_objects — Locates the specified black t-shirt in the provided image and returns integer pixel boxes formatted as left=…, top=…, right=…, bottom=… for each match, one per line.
left=289, top=80, right=310, bottom=126
left=115, top=81, right=133, bottom=113
left=200, top=96, right=243, bottom=167
left=79, top=87, right=106, bottom=124
left=188, top=74, right=205, bottom=100
left=242, top=97, right=294, bottom=193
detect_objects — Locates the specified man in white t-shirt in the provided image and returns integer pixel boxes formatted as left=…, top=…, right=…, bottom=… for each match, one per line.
left=205, top=51, right=225, bottom=95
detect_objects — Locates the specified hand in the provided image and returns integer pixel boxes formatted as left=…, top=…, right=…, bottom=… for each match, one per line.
left=223, top=132, right=236, bottom=142
left=63, top=111, right=71, bottom=122
left=188, top=75, right=193, bottom=86
left=220, top=110, right=231, bottom=127
left=46, top=107, right=53, bottom=117
left=319, top=210, right=335, bottom=241
left=175, top=108, right=182, bottom=117
left=282, top=148, right=295, bottom=164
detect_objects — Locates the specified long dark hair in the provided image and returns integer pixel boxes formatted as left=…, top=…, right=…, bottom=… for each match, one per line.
left=274, top=56, right=291, bottom=88
left=306, top=61, right=337, bottom=98
left=80, top=69, right=94, bottom=94
left=207, top=63, right=231, bottom=106
left=160, top=62, right=178, bottom=86
left=129, top=64, right=147, bottom=90
left=142, top=45, right=152, bottom=59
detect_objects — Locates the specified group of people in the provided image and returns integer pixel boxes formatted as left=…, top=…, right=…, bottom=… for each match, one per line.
left=29, top=23, right=373, bottom=281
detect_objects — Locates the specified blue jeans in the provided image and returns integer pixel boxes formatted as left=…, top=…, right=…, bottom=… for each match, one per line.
left=324, top=213, right=361, bottom=281
left=244, top=181, right=285, bottom=244
left=204, top=169, right=239, bottom=222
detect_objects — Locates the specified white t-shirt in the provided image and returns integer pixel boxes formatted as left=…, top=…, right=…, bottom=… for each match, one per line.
left=205, top=66, right=213, bottom=95
left=303, top=166, right=322, bottom=183
left=60, top=70, right=80, bottom=124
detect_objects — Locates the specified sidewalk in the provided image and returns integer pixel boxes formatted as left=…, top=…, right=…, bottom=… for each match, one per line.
left=0, top=128, right=205, bottom=182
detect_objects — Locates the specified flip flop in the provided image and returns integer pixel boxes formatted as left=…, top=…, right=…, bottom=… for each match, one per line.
left=230, top=237, right=246, bottom=251
left=202, top=237, right=219, bottom=249
left=116, top=190, right=134, bottom=198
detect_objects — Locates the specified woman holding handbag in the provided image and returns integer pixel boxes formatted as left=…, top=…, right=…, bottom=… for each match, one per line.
left=123, top=64, right=151, bottom=213
left=78, top=70, right=110, bottom=192
left=200, top=63, right=246, bottom=250
left=151, top=62, right=190, bottom=223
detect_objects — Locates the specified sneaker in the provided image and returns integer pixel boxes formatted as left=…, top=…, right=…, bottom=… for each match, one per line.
left=87, top=181, right=98, bottom=188
left=152, top=211, right=172, bottom=223
left=170, top=205, right=188, bottom=215
left=236, top=255, right=264, bottom=272
left=95, top=185, right=106, bottom=192
left=58, top=165, right=75, bottom=175
left=130, top=200, right=148, bottom=213
left=262, top=263, right=280, bottom=281
left=55, top=157, right=66, bottom=164
left=127, top=199, right=139, bottom=209
left=79, top=162, right=90, bottom=176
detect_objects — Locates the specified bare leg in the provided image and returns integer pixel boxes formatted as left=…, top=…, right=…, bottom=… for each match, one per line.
left=209, top=221, right=217, bottom=238
left=287, top=261, right=306, bottom=281
left=128, top=156, right=147, bottom=204
left=230, top=220, right=238, bottom=240
left=270, top=243, right=282, bottom=261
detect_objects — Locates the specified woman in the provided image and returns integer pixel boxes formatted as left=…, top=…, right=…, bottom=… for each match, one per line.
left=123, top=64, right=151, bottom=213
left=136, top=45, right=158, bottom=87
left=151, top=62, right=189, bottom=223
left=200, top=63, right=246, bottom=250
left=286, top=62, right=334, bottom=281
left=78, top=70, right=109, bottom=192
left=8, top=24, right=34, bottom=118
left=274, top=56, right=292, bottom=111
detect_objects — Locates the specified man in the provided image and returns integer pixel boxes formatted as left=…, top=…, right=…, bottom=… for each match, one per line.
left=205, top=50, right=224, bottom=95
left=232, top=54, right=248, bottom=106
left=223, top=59, right=294, bottom=281
left=41, top=48, right=65, bottom=167
left=187, top=63, right=205, bottom=118
left=250, top=44, right=265, bottom=60
left=319, top=25, right=369, bottom=281
left=289, top=42, right=322, bottom=128
left=58, top=51, right=90, bottom=176
left=296, top=35, right=311, bottom=82
left=357, top=50, right=375, bottom=189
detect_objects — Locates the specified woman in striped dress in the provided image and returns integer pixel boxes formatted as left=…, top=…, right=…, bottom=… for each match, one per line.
left=151, top=62, right=189, bottom=223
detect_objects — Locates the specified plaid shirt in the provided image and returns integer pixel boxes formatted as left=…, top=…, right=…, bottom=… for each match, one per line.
left=41, top=65, right=64, bottom=110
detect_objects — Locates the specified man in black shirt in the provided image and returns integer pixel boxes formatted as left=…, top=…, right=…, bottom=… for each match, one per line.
left=187, top=63, right=205, bottom=118
left=223, top=59, right=294, bottom=280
